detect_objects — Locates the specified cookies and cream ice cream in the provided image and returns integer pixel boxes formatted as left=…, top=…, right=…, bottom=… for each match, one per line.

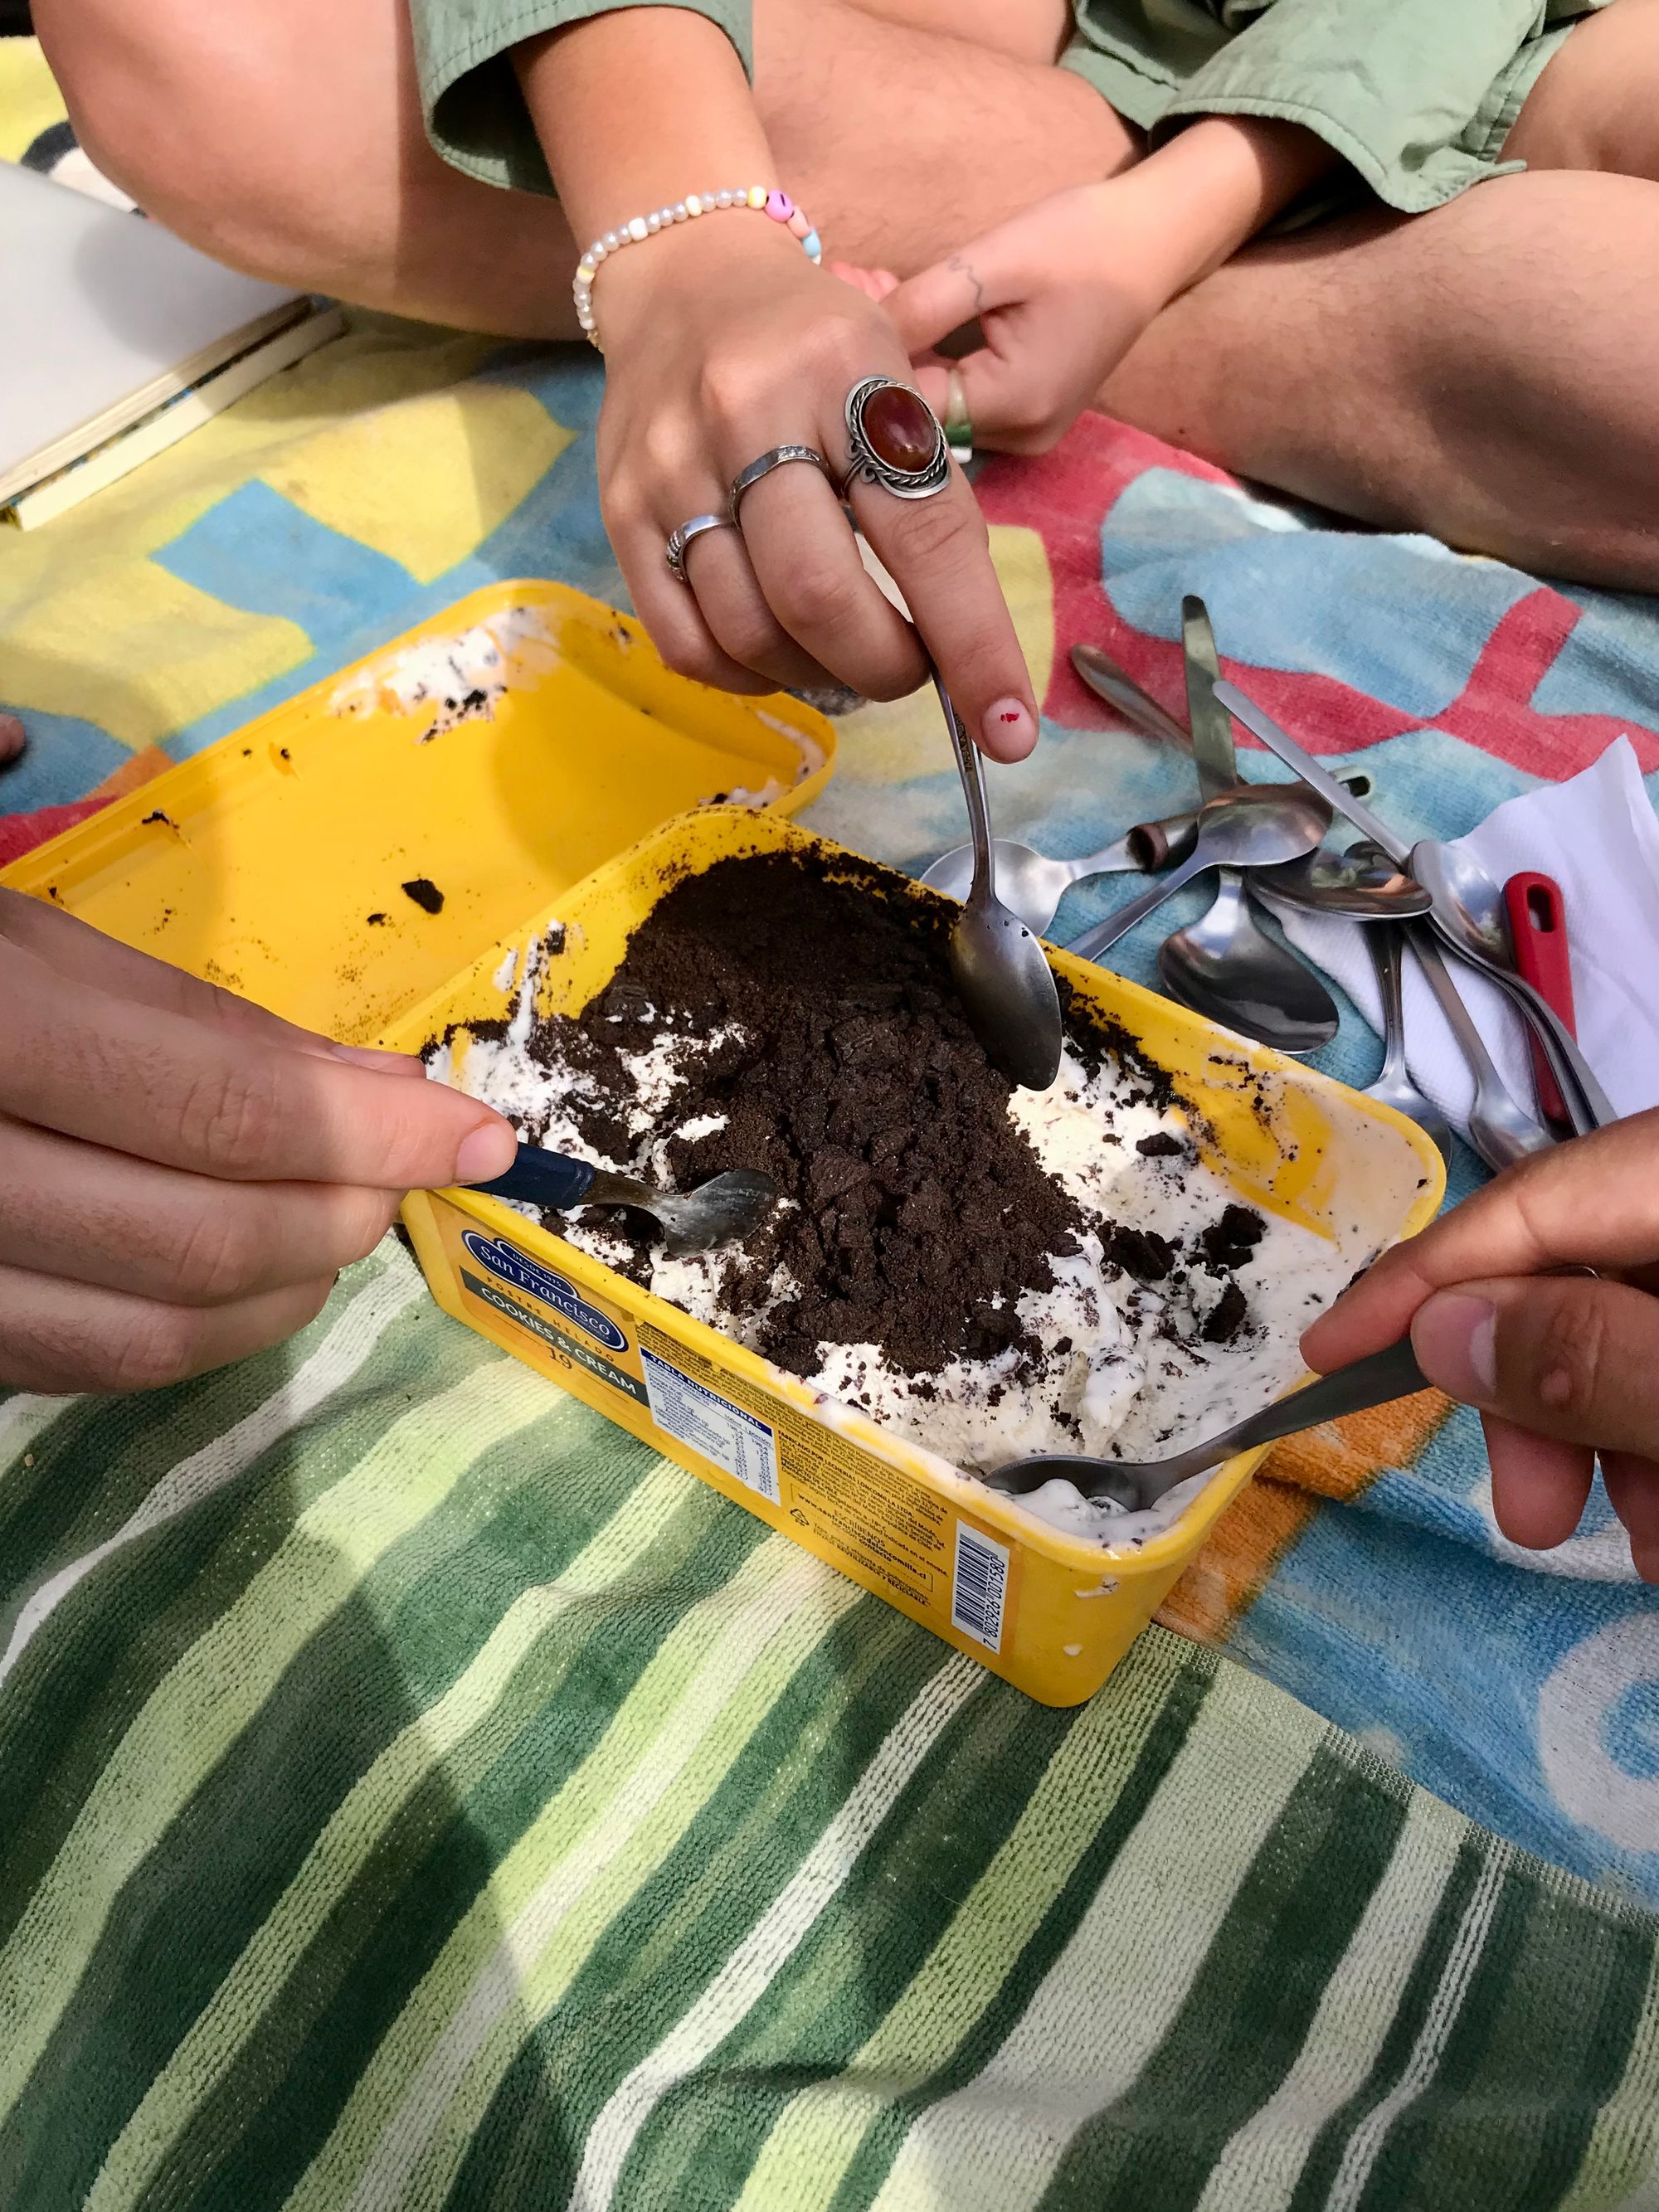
left=426, top=852, right=1370, bottom=1544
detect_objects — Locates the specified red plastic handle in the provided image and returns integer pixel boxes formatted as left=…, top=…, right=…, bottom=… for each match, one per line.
left=1503, top=873, right=1577, bottom=1131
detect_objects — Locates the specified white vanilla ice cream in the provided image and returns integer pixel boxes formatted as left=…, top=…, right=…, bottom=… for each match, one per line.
left=431, top=949, right=1370, bottom=1546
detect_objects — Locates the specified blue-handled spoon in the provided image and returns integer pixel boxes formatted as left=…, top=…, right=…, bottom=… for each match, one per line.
left=469, top=1145, right=779, bottom=1259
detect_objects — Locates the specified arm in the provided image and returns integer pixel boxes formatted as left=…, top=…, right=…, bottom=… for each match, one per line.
left=504, top=7, right=1040, bottom=761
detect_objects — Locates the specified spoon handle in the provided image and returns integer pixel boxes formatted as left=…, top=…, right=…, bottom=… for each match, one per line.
left=932, top=674, right=994, bottom=886
left=1367, top=925, right=1408, bottom=1082
left=1068, top=846, right=1212, bottom=961
left=1069, top=646, right=1193, bottom=751
left=1212, top=683, right=1411, bottom=866
left=1457, top=951, right=1615, bottom=1133
left=470, top=1145, right=596, bottom=1210
left=1137, top=1336, right=1429, bottom=1499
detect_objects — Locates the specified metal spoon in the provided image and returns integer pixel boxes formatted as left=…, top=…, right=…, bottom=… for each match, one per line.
left=1210, top=678, right=1612, bottom=1137
left=472, top=1144, right=779, bottom=1259
left=1408, top=839, right=1614, bottom=1134
left=1157, top=873, right=1340, bottom=1051
left=1068, top=642, right=1377, bottom=805
left=985, top=1336, right=1427, bottom=1510
left=1157, top=597, right=1338, bottom=1053
left=1363, top=923, right=1452, bottom=1158
left=1068, top=785, right=1332, bottom=964
left=1258, top=845, right=1433, bottom=921
left=933, top=674, right=1063, bottom=1091
left=916, top=827, right=1176, bottom=937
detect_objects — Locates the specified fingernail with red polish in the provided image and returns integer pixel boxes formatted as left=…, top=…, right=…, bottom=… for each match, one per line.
left=1412, top=1291, right=1498, bottom=1403
left=454, top=1121, right=518, bottom=1185
left=983, top=698, right=1036, bottom=757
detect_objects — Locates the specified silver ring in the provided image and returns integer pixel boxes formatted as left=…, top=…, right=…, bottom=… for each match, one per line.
left=944, top=366, right=973, bottom=467
left=727, top=444, right=835, bottom=523
left=843, top=376, right=950, bottom=500
left=665, top=512, right=733, bottom=583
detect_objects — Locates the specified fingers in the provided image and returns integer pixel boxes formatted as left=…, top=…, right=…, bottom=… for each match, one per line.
left=1409, top=1275, right=1659, bottom=1461
left=887, top=250, right=1013, bottom=358
left=0, top=1116, right=399, bottom=1306
left=848, top=463, right=1037, bottom=760
left=0, top=888, right=425, bottom=1077
left=732, top=463, right=924, bottom=702
left=671, top=515, right=844, bottom=693
left=5, top=950, right=515, bottom=1190
left=0, top=1261, right=338, bottom=1395
left=910, top=338, right=1066, bottom=458
left=606, top=503, right=776, bottom=695
left=829, top=262, right=900, bottom=304
left=1598, top=1452, right=1659, bottom=1583
left=1481, top=1411, right=1595, bottom=1550
left=1303, top=1111, right=1659, bottom=1371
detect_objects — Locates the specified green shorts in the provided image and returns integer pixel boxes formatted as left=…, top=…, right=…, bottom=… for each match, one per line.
left=1059, top=0, right=1604, bottom=216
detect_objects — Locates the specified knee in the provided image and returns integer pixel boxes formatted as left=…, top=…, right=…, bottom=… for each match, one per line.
left=1505, top=0, right=1659, bottom=183
left=33, top=0, right=353, bottom=288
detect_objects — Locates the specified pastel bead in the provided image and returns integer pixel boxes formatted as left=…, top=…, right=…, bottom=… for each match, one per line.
left=801, top=229, right=821, bottom=260
left=765, top=189, right=793, bottom=222
left=863, top=383, right=939, bottom=473
left=686, top=193, right=703, bottom=216
left=786, top=207, right=811, bottom=239
left=577, top=260, right=595, bottom=282
left=748, top=185, right=767, bottom=208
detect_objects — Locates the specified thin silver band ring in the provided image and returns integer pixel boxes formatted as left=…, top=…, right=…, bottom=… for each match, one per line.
left=727, top=444, right=836, bottom=523
left=664, top=512, right=734, bottom=584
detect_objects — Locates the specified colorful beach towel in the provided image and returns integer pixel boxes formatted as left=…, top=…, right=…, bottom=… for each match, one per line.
left=4, top=42, right=1659, bottom=2205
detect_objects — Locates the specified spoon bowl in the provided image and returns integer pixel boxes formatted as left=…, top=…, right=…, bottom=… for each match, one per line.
left=933, top=677, right=1063, bottom=1090
left=920, top=812, right=1202, bottom=936
left=473, top=1148, right=780, bottom=1259
left=1157, top=876, right=1339, bottom=1053
left=1068, top=785, right=1333, bottom=965
left=1258, top=846, right=1433, bottom=921
left=634, top=1169, right=781, bottom=1259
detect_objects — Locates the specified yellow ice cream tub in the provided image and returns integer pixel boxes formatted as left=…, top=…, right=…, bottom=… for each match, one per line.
left=385, top=805, right=1447, bottom=1709
left=5, top=580, right=1441, bottom=1707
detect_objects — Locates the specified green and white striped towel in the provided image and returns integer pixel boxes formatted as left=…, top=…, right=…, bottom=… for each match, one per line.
left=2, top=1238, right=1657, bottom=2210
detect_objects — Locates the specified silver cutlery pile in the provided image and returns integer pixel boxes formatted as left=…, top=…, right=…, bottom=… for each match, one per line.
left=922, top=595, right=1615, bottom=1172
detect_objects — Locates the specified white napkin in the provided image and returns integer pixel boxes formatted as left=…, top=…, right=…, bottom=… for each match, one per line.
left=1276, top=739, right=1659, bottom=1139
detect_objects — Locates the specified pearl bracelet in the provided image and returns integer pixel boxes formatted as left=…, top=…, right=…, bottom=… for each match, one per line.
left=572, top=187, right=823, bottom=349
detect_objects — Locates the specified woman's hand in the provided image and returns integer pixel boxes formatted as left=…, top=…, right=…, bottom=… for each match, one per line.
left=593, top=217, right=1039, bottom=761
left=883, top=118, right=1338, bottom=456
left=1303, top=1111, right=1659, bottom=1581
left=0, top=889, right=517, bottom=1393
left=881, top=182, right=1170, bottom=457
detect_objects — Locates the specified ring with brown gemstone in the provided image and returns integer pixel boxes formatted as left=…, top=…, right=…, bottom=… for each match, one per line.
left=842, top=376, right=950, bottom=500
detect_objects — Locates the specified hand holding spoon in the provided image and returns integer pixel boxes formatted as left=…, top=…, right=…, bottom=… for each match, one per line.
left=985, top=1337, right=1427, bottom=1511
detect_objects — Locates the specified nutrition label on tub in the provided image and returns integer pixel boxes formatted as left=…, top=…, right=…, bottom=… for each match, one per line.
left=640, top=1348, right=781, bottom=1505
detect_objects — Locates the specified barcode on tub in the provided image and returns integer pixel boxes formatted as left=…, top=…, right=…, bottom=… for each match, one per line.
left=951, top=1522, right=1010, bottom=1651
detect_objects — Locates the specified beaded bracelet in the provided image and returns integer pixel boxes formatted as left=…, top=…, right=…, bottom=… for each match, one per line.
left=572, top=187, right=823, bottom=349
